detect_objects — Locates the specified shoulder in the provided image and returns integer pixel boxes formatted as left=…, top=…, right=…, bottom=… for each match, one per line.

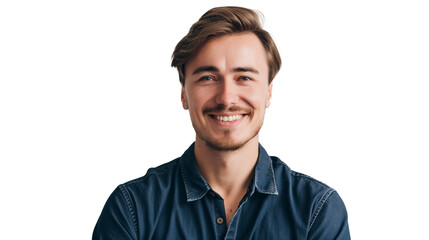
left=93, top=159, right=183, bottom=239
left=270, top=156, right=350, bottom=238
left=270, top=156, right=331, bottom=192
left=125, top=158, right=180, bottom=185
left=270, top=156, right=340, bottom=217
left=271, top=156, right=337, bottom=206
left=119, top=158, right=182, bottom=194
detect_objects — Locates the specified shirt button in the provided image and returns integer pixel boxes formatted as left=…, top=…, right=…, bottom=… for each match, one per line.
left=210, top=192, right=215, bottom=197
left=216, top=217, right=224, bottom=224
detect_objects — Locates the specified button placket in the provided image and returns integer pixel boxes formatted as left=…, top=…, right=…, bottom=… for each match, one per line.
left=212, top=192, right=227, bottom=240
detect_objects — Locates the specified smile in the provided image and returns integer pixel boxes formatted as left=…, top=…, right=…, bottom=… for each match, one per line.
left=212, top=114, right=244, bottom=122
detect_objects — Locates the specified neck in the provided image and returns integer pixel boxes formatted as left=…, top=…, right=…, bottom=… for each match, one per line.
left=194, top=136, right=259, bottom=197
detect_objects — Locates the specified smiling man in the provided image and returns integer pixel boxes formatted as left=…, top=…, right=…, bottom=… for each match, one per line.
left=93, top=6, right=350, bottom=240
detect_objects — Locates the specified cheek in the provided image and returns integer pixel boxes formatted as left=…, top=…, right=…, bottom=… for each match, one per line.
left=186, top=88, right=212, bottom=111
left=242, top=87, right=269, bottom=109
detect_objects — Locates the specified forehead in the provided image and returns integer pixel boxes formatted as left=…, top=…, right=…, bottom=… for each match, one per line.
left=185, top=32, right=269, bottom=76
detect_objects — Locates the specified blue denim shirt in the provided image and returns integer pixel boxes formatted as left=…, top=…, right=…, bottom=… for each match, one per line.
left=93, top=143, right=350, bottom=239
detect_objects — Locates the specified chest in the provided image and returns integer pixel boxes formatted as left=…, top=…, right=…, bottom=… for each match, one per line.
left=139, top=193, right=310, bottom=240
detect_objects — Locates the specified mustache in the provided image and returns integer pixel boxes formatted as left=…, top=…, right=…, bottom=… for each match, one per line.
left=203, top=104, right=251, bottom=115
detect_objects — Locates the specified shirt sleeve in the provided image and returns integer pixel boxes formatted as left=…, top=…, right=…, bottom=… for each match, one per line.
left=92, top=185, right=138, bottom=240
left=307, top=190, right=351, bottom=240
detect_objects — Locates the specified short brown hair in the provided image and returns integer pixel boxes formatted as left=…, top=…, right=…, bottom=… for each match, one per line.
left=171, top=6, right=281, bottom=85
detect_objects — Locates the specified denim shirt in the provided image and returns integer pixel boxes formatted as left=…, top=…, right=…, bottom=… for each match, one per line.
left=93, top=143, right=350, bottom=239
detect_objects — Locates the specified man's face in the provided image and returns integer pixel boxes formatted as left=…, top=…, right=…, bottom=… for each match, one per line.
left=182, top=32, right=272, bottom=151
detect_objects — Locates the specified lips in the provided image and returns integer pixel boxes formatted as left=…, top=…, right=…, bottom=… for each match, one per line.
left=204, top=106, right=251, bottom=124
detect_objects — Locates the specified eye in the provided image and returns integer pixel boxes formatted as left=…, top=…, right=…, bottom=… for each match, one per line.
left=199, top=76, right=215, bottom=81
left=238, top=76, right=252, bottom=81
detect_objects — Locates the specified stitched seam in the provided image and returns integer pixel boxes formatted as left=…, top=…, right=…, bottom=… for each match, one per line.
left=119, top=185, right=139, bottom=234
left=268, top=157, right=278, bottom=194
left=187, top=191, right=208, bottom=201
left=308, top=188, right=335, bottom=232
left=179, top=160, right=191, bottom=200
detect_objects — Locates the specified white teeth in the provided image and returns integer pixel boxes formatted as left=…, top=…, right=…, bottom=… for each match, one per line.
left=215, top=115, right=244, bottom=122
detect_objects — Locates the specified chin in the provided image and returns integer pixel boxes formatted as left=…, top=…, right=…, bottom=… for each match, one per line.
left=198, top=130, right=259, bottom=152
left=205, top=140, right=245, bottom=152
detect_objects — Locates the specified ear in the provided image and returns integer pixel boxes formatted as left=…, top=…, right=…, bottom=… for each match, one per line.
left=181, top=86, right=189, bottom=110
left=265, top=82, right=273, bottom=108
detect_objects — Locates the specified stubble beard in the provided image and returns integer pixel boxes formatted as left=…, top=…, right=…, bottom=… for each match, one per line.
left=193, top=120, right=263, bottom=152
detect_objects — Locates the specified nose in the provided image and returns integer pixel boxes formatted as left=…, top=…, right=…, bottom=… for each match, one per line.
left=215, top=79, right=239, bottom=107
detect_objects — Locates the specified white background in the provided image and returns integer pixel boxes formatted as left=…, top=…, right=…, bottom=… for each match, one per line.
left=1, top=0, right=428, bottom=239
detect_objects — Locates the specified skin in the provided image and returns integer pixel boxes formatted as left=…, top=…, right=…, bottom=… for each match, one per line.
left=181, top=32, right=273, bottom=226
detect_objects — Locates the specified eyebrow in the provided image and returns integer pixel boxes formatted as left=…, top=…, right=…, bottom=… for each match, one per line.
left=192, top=66, right=259, bottom=75
left=233, top=67, right=259, bottom=74
left=192, top=66, right=219, bottom=75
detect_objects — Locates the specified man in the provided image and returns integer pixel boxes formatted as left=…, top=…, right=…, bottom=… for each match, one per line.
left=93, top=6, right=350, bottom=239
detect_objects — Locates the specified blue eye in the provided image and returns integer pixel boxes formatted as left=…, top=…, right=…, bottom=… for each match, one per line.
left=199, top=76, right=214, bottom=81
left=239, top=76, right=251, bottom=81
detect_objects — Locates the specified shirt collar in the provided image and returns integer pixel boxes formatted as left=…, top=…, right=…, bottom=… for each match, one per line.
left=180, top=143, right=211, bottom=202
left=253, top=143, right=279, bottom=195
left=180, top=143, right=278, bottom=202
